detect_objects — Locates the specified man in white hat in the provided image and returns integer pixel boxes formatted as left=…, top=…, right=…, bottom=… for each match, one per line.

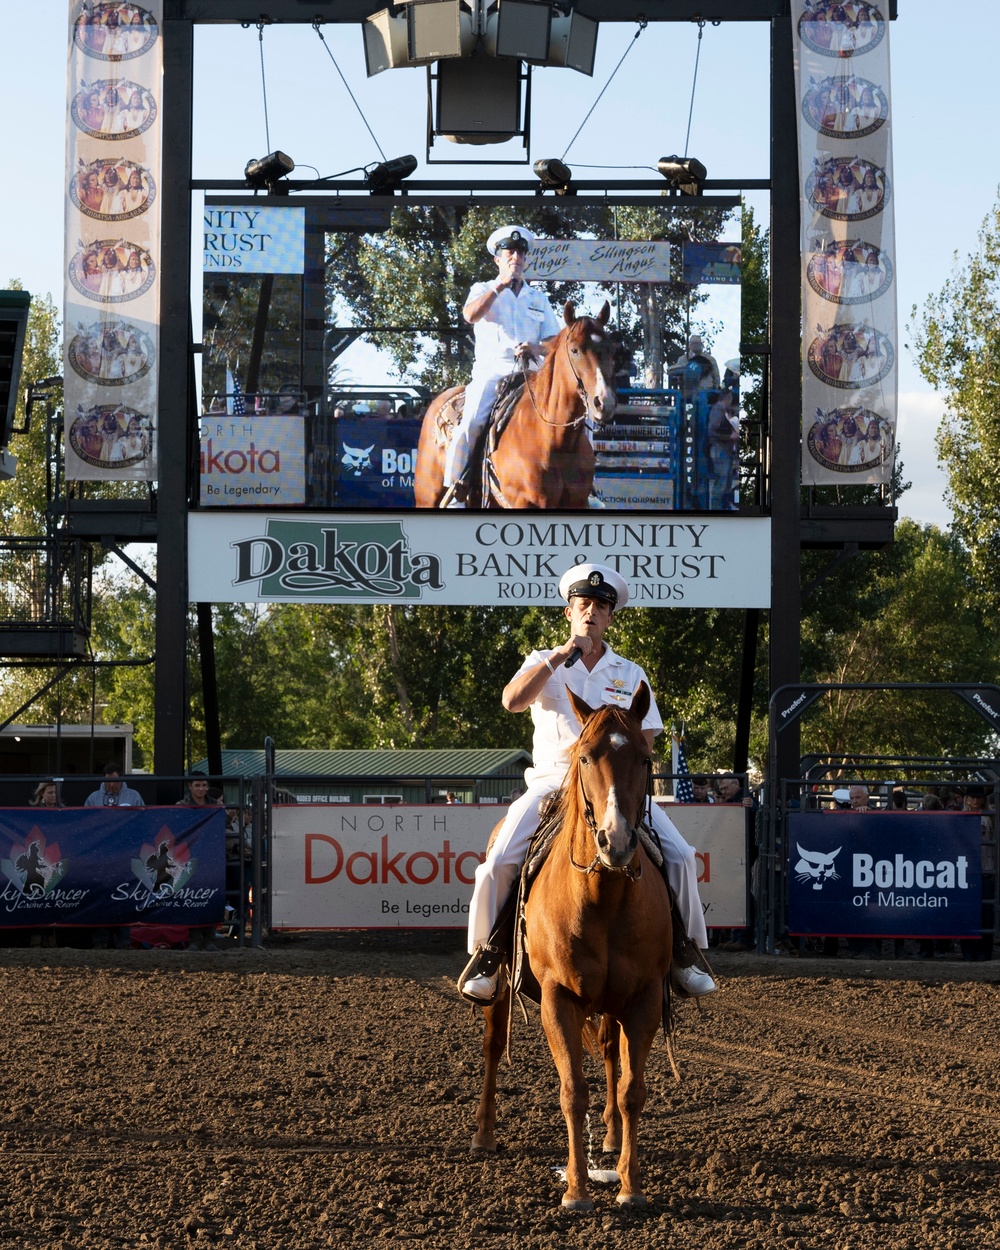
left=461, top=561, right=716, bottom=1001
left=442, top=224, right=561, bottom=503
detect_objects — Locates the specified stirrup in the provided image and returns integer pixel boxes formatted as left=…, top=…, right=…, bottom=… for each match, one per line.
left=457, top=945, right=505, bottom=1005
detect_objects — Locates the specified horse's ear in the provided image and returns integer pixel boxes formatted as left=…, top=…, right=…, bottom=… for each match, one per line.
left=563, top=301, right=577, bottom=326
left=630, top=681, right=650, bottom=725
left=598, top=300, right=611, bottom=326
left=568, top=686, right=596, bottom=726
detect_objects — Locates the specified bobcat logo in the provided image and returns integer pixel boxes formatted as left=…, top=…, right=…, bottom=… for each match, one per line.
left=794, top=843, right=842, bottom=890
left=341, top=442, right=374, bottom=476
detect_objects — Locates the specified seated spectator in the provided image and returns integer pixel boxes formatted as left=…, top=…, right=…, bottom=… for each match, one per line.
left=29, top=780, right=62, bottom=808
left=920, top=794, right=943, bottom=811
left=890, top=787, right=909, bottom=810
left=84, top=761, right=145, bottom=807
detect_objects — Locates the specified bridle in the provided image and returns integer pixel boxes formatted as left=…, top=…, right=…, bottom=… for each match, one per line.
left=568, top=737, right=653, bottom=882
left=522, top=325, right=612, bottom=430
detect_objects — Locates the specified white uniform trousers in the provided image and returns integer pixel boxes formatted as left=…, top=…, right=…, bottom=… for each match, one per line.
left=467, top=780, right=708, bottom=953
left=442, top=366, right=510, bottom=489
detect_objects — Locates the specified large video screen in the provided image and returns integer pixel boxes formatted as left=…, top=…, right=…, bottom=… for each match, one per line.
left=199, top=198, right=741, bottom=513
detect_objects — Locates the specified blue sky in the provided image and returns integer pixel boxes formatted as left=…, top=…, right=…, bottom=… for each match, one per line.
left=1, top=0, right=994, bottom=528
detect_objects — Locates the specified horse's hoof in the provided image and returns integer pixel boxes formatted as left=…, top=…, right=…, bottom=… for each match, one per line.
left=615, top=1192, right=646, bottom=1207
left=560, top=1197, right=595, bottom=1213
left=470, top=1136, right=496, bottom=1153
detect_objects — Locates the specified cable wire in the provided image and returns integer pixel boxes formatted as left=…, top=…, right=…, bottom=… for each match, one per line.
left=683, top=21, right=706, bottom=158
left=560, top=18, right=648, bottom=162
left=257, top=20, right=271, bottom=153
left=313, top=21, right=387, bottom=163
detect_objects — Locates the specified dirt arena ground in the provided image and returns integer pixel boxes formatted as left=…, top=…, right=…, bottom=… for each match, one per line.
left=1, top=933, right=998, bottom=1250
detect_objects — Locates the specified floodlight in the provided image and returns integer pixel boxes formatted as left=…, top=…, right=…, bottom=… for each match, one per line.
left=657, top=155, right=707, bottom=196
left=548, top=8, right=598, bottom=75
left=533, top=157, right=573, bottom=193
left=366, top=154, right=418, bottom=193
left=363, top=7, right=409, bottom=76
left=489, top=0, right=552, bottom=63
left=244, top=150, right=295, bottom=192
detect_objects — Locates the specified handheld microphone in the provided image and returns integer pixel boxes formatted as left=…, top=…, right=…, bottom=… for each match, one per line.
left=564, top=648, right=583, bottom=668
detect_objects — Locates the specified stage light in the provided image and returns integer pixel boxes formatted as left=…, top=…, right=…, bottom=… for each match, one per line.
left=490, top=0, right=552, bottom=63
left=366, top=154, right=418, bottom=193
left=548, top=8, right=598, bottom=75
left=363, top=7, right=409, bottom=76
left=244, top=150, right=295, bottom=193
left=657, top=155, right=707, bottom=196
left=533, top=157, right=573, bottom=193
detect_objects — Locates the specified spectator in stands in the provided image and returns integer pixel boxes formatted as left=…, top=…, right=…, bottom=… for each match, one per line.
left=890, top=787, right=909, bottom=810
left=920, top=794, right=943, bottom=811
left=29, top=780, right=61, bottom=808
left=84, top=762, right=145, bottom=807
left=691, top=776, right=714, bottom=803
left=177, top=772, right=225, bottom=951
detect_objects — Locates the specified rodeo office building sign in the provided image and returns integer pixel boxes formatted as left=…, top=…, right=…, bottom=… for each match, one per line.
left=270, top=805, right=498, bottom=929
left=188, top=513, right=771, bottom=608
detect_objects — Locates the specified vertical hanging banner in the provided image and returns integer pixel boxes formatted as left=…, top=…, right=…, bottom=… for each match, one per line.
left=793, top=2, right=897, bottom=486
left=64, top=1, right=162, bottom=481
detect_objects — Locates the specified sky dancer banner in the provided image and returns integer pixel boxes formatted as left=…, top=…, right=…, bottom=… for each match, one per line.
left=0, top=806, right=225, bottom=927
left=188, top=512, right=771, bottom=607
left=64, top=0, right=162, bottom=482
left=792, top=1, right=897, bottom=487
left=787, top=811, right=982, bottom=938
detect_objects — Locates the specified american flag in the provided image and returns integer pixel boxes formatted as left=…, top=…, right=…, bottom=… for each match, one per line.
left=672, top=728, right=695, bottom=803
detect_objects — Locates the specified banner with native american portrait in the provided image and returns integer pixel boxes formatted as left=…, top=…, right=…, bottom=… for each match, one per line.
left=64, top=1, right=162, bottom=481
left=793, top=1, right=897, bottom=487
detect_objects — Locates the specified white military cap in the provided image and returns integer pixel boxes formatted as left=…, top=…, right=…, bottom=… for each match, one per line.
left=486, top=224, right=535, bottom=256
left=558, top=562, right=630, bottom=609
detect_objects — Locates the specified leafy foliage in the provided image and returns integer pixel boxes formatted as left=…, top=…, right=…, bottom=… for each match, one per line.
left=910, top=199, right=1000, bottom=613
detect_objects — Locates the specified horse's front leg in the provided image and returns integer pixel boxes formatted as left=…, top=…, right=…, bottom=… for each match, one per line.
left=540, top=985, right=591, bottom=1211
left=598, top=1014, right=621, bottom=1153
left=472, top=985, right=511, bottom=1152
left=614, top=985, right=662, bottom=1206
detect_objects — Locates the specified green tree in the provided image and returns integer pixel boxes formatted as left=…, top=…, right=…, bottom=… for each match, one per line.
left=910, top=197, right=1000, bottom=611
left=797, top=520, right=1000, bottom=763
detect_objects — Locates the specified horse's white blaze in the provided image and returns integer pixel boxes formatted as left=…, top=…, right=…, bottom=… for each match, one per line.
left=609, top=732, right=628, bottom=751
left=602, top=783, right=630, bottom=852
left=592, top=363, right=616, bottom=420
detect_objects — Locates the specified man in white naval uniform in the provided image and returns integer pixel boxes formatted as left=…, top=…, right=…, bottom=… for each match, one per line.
left=442, top=224, right=561, bottom=502
left=461, top=562, right=716, bottom=1002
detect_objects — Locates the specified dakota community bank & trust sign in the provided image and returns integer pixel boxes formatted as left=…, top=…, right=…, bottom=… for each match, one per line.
left=188, top=513, right=771, bottom=609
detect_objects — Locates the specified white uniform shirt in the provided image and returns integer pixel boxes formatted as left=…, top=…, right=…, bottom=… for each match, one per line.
left=517, top=643, right=664, bottom=788
left=466, top=280, right=561, bottom=374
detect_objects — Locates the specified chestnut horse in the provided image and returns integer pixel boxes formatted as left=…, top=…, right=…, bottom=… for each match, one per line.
left=471, top=682, right=672, bottom=1210
left=413, top=301, right=616, bottom=508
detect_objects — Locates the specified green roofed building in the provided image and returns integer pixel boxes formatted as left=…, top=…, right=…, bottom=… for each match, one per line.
left=190, top=748, right=531, bottom=806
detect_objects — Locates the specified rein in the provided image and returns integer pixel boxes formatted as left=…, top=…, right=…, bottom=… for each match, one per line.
left=522, top=335, right=601, bottom=430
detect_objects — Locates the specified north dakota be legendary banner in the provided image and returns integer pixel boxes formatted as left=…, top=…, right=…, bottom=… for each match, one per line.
left=64, top=1, right=162, bottom=481
left=793, top=2, right=897, bottom=486
left=0, top=807, right=225, bottom=928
